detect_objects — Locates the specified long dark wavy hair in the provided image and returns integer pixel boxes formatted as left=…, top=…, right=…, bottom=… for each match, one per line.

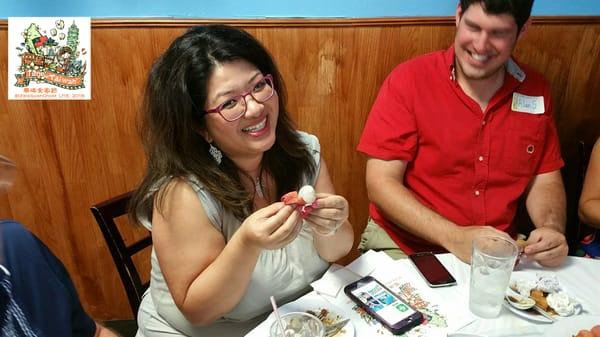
left=130, top=25, right=315, bottom=222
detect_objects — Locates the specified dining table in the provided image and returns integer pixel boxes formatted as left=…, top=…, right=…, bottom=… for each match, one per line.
left=245, top=250, right=600, bottom=337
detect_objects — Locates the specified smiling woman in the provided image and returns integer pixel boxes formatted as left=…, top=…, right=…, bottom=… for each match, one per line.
left=200, top=61, right=280, bottom=167
left=128, top=25, right=354, bottom=336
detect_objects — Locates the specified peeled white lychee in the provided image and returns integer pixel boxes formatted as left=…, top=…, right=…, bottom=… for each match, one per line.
left=298, top=185, right=316, bottom=205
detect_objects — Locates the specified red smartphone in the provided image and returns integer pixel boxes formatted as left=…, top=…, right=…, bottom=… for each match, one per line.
left=344, top=276, right=423, bottom=335
left=409, top=252, right=456, bottom=287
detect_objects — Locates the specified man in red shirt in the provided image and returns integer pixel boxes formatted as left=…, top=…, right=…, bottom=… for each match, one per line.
left=357, top=0, right=568, bottom=266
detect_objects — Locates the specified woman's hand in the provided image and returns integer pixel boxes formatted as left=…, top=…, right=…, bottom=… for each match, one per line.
left=303, top=193, right=349, bottom=236
left=239, top=202, right=303, bottom=250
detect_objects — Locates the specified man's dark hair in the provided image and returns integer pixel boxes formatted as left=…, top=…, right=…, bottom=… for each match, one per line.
left=460, top=0, right=534, bottom=31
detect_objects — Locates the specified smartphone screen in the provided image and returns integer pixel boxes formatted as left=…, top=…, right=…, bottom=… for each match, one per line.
left=345, top=276, right=422, bottom=333
left=409, top=252, right=456, bottom=287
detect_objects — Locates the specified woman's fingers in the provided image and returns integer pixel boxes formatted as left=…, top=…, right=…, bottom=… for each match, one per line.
left=304, top=215, right=342, bottom=236
left=251, top=194, right=350, bottom=247
left=306, top=208, right=345, bottom=222
left=269, top=209, right=303, bottom=245
left=258, top=203, right=295, bottom=234
left=313, top=194, right=346, bottom=209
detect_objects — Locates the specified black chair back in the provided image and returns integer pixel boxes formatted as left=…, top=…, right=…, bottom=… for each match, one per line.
left=91, top=191, right=151, bottom=316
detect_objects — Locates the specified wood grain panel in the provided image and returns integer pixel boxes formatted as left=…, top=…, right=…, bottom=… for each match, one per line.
left=1, top=17, right=598, bottom=320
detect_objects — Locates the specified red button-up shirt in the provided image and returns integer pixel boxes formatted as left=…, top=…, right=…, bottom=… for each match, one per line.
left=357, top=46, right=564, bottom=254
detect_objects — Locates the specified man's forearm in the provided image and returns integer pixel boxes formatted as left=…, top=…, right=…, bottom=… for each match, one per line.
left=525, top=171, right=566, bottom=233
left=363, top=158, right=511, bottom=263
left=368, top=176, right=458, bottom=249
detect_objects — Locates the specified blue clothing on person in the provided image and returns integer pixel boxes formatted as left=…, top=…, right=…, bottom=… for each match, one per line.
left=577, top=230, right=600, bottom=258
left=0, top=220, right=96, bottom=337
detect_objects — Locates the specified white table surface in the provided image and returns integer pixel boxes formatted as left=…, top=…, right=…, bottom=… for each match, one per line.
left=436, top=254, right=600, bottom=336
left=246, top=253, right=600, bottom=337
left=444, top=254, right=600, bottom=336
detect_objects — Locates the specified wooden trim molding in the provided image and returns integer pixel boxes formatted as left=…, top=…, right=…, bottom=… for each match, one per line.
left=1, top=16, right=599, bottom=29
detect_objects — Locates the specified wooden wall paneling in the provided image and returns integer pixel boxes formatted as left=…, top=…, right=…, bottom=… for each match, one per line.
left=515, top=23, right=600, bottom=143
left=1, top=17, right=599, bottom=320
left=73, top=27, right=181, bottom=316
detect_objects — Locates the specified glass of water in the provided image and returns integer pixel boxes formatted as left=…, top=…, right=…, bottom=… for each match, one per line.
left=269, top=312, right=324, bottom=337
left=469, top=235, right=518, bottom=318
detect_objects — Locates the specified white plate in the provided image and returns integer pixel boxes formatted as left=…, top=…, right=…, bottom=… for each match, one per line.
left=503, top=300, right=553, bottom=323
left=544, top=315, right=600, bottom=337
left=276, top=293, right=355, bottom=337
left=505, top=271, right=582, bottom=324
left=304, top=308, right=354, bottom=337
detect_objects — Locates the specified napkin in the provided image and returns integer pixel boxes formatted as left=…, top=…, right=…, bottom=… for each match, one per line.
left=311, top=264, right=361, bottom=297
left=311, top=250, right=395, bottom=298
left=346, top=249, right=393, bottom=276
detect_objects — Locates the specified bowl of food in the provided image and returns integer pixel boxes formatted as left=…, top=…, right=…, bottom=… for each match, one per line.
left=269, top=311, right=325, bottom=337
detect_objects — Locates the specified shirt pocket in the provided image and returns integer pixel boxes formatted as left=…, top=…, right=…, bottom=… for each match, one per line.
left=502, top=114, right=548, bottom=177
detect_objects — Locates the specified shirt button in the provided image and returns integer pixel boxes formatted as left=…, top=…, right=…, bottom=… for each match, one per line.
left=482, top=120, right=486, bottom=126
left=478, top=156, right=484, bottom=162
left=475, top=190, right=480, bottom=196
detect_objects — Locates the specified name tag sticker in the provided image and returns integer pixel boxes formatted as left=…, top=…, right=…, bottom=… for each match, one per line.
left=511, top=93, right=545, bottom=114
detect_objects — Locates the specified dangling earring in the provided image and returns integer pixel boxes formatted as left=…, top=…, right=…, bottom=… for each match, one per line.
left=208, top=143, right=222, bottom=164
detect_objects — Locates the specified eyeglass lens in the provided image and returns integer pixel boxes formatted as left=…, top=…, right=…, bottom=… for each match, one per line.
left=220, top=76, right=274, bottom=121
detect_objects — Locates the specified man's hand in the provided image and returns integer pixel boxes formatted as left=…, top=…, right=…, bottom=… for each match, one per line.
left=522, top=227, right=568, bottom=267
left=448, top=226, right=513, bottom=264
left=524, top=170, right=567, bottom=267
